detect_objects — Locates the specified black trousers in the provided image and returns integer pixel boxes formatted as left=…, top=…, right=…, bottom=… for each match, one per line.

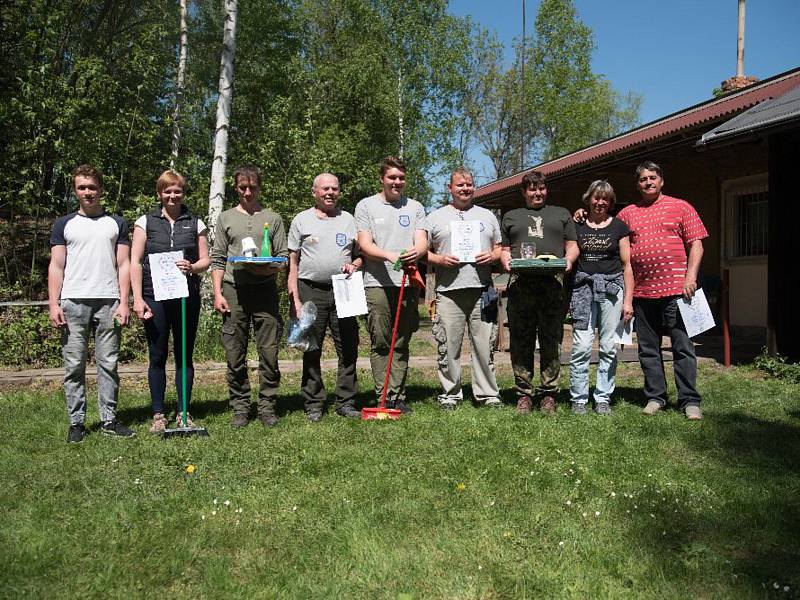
left=298, top=279, right=359, bottom=412
left=634, top=296, right=701, bottom=409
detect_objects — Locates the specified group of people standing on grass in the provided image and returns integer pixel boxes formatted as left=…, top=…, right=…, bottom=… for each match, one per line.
left=49, top=156, right=707, bottom=444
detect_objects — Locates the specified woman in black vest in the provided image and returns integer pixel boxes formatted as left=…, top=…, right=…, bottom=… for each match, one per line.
left=131, top=170, right=210, bottom=433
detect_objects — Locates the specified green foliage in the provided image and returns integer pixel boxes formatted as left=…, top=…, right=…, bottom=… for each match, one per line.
left=0, top=306, right=148, bottom=368
left=753, top=349, right=800, bottom=384
left=465, top=0, right=642, bottom=177
left=1, top=363, right=799, bottom=596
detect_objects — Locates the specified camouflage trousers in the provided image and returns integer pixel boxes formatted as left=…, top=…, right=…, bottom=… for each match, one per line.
left=506, top=274, right=566, bottom=398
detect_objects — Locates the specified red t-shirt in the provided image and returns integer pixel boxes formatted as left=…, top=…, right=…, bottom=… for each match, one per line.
left=617, top=195, right=708, bottom=299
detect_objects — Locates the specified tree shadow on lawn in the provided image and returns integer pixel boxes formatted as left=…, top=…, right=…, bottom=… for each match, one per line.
left=624, top=412, right=800, bottom=593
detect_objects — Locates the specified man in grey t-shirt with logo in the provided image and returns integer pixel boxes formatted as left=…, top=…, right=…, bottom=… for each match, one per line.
left=287, top=173, right=363, bottom=422
left=354, top=156, right=428, bottom=413
left=427, top=169, right=502, bottom=410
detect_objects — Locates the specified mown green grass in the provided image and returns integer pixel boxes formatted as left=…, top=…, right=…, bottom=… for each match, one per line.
left=1, top=362, right=798, bottom=598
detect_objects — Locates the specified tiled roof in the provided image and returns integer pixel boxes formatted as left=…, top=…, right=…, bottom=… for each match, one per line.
left=475, top=68, right=800, bottom=202
left=698, top=82, right=800, bottom=146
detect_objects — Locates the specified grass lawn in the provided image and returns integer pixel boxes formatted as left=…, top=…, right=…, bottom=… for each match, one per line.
left=1, top=361, right=798, bottom=598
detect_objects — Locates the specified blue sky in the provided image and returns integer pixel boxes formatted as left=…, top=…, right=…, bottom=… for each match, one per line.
left=447, top=0, right=800, bottom=183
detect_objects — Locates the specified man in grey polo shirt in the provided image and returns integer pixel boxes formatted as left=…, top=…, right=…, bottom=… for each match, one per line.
left=287, top=173, right=363, bottom=422
left=427, top=168, right=502, bottom=410
left=355, top=156, right=428, bottom=414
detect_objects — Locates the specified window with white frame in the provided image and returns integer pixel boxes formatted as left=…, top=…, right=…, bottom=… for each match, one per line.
left=723, top=175, right=768, bottom=260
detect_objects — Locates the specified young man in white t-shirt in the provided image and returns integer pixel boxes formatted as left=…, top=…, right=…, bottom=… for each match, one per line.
left=48, top=164, right=134, bottom=443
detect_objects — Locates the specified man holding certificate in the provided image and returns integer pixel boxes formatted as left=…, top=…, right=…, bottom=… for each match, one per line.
left=287, top=173, right=363, bottom=421
left=426, top=169, right=502, bottom=410
left=619, top=161, right=708, bottom=420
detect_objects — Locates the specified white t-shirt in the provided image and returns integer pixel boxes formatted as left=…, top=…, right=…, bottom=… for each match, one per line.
left=50, top=211, right=130, bottom=299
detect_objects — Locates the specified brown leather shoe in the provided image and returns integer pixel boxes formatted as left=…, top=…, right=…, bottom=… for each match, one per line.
left=540, top=395, right=557, bottom=414
left=231, top=413, right=249, bottom=428
left=516, top=395, right=533, bottom=414
left=259, top=413, right=279, bottom=428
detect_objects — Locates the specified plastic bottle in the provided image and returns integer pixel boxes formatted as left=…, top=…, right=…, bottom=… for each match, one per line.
left=261, top=222, right=271, bottom=257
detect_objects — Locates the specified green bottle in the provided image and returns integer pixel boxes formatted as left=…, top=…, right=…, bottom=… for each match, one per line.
left=261, top=222, right=271, bottom=257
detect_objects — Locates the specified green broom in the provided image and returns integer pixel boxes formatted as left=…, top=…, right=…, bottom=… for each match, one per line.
left=162, top=296, right=209, bottom=438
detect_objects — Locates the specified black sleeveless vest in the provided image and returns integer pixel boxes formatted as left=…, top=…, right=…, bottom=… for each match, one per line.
left=141, top=204, right=201, bottom=298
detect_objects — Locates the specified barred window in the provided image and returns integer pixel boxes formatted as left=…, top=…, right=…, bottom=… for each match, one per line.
left=733, top=191, right=768, bottom=257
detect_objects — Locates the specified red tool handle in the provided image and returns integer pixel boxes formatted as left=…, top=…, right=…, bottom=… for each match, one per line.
left=378, top=270, right=408, bottom=409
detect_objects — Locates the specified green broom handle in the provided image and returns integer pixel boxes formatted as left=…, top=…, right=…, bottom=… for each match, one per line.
left=181, top=295, right=188, bottom=425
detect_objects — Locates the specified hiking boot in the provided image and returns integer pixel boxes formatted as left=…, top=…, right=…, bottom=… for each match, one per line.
left=259, top=413, right=279, bottom=428
left=439, top=402, right=457, bottom=411
left=387, top=400, right=412, bottom=414
left=101, top=419, right=136, bottom=438
left=516, top=395, right=532, bottom=414
left=149, top=413, right=168, bottom=433
left=67, top=423, right=86, bottom=443
left=642, top=400, right=663, bottom=415
left=307, top=411, right=323, bottom=423
left=684, top=405, right=703, bottom=420
left=594, top=402, right=612, bottom=416
left=231, top=413, right=249, bottom=428
left=540, top=396, right=557, bottom=415
left=571, top=402, right=587, bottom=415
left=174, top=413, right=195, bottom=429
left=335, top=405, right=361, bottom=419
left=484, top=398, right=503, bottom=409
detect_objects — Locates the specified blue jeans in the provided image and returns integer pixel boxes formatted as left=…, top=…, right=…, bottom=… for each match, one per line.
left=569, top=287, right=622, bottom=404
left=60, top=298, right=121, bottom=425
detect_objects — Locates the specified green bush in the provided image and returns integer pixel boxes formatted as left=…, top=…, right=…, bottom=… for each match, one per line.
left=753, top=348, right=800, bottom=384
left=0, top=305, right=148, bottom=368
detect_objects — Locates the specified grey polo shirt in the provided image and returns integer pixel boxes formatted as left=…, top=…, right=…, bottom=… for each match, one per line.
left=427, top=203, right=501, bottom=291
left=354, top=194, right=427, bottom=288
left=288, top=207, right=357, bottom=283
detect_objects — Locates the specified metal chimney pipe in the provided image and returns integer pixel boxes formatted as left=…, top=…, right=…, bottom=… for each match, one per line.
left=737, top=0, right=745, bottom=78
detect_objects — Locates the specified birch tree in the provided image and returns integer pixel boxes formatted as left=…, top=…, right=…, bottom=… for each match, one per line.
left=207, top=0, right=238, bottom=232
left=170, top=0, right=189, bottom=168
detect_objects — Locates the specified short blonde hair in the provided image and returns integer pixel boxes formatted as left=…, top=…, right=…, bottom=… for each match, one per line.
left=156, top=170, right=186, bottom=195
left=582, top=180, right=616, bottom=209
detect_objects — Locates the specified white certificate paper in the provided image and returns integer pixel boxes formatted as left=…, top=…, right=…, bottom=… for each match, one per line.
left=678, top=288, right=716, bottom=338
left=450, top=220, right=482, bottom=263
left=148, top=251, right=189, bottom=301
left=614, top=317, right=635, bottom=345
left=332, top=272, right=368, bottom=318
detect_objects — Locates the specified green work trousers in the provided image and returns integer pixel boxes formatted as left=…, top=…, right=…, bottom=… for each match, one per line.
left=221, top=280, right=282, bottom=416
left=365, top=285, right=420, bottom=404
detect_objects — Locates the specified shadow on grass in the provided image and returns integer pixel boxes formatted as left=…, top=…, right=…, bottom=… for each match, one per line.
left=625, top=412, right=800, bottom=593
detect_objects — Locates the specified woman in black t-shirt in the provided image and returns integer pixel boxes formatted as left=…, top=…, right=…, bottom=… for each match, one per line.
left=569, top=180, right=634, bottom=415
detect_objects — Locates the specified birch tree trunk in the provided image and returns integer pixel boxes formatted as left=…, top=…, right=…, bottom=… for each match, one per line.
left=170, top=0, right=189, bottom=168
left=207, top=0, right=238, bottom=233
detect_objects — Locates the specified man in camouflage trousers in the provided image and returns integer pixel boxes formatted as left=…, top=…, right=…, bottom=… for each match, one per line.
left=501, top=171, right=579, bottom=414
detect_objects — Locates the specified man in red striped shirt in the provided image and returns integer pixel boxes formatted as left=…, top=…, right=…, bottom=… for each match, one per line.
left=616, top=161, right=708, bottom=420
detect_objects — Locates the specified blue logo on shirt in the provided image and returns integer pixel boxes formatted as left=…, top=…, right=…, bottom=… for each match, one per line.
left=398, top=215, right=411, bottom=227
left=336, top=233, right=347, bottom=247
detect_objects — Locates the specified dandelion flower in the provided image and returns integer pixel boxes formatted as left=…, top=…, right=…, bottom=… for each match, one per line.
left=457, top=483, right=466, bottom=491
left=185, top=464, right=196, bottom=474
